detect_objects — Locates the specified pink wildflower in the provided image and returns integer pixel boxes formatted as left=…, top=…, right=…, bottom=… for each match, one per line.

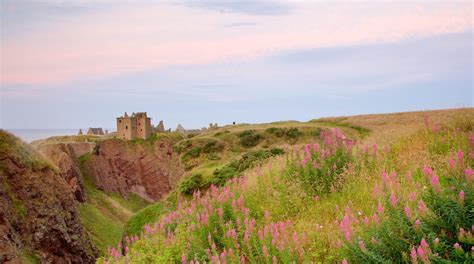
left=420, top=239, right=429, bottom=249
left=416, top=246, right=425, bottom=260
left=358, top=240, right=366, bottom=251
left=404, top=206, right=412, bottom=218
left=430, top=174, right=441, bottom=192
left=377, top=203, right=384, bottom=214
left=410, top=246, right=417, bottom=263
left=262, top=245, right=269, bottom=258
left=363, top=217, right=370, bottom=226
left=406, top=171, right=413, bottom=182
left=457, top=150, right=464, bottom=161
left=381, top=172, right=390, bottom=185
left=372, top=214, right=380, bottom=225
left=434, top=238, right=440, bottom=245
left=418, top=200, right=427, bottom=213
left=342, top=259, right=348, bottom=264
left=464, top=168, right=473, bottom=182
left=273, top=256, right=277, bottom=264
left=453, top=243, right=460, bottom=249
left=422, top=166, right=433, bottom=177
left=345, top=230, right=351, bottom=241
left=390, top=193, right=397, bottom=206
left=181, top=255, right=186, bottom=264
left=218, top=207, right=224, bottom=218
left=459, top=190, right=465, bottom=202
left=415, top=219, right=421, bottom=228
left=449, top=159, right=456, bottom=169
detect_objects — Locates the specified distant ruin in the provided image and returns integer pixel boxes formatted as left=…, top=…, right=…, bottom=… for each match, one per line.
left=156, top=120, right=165, bottom=132
left=117, top=112, right=152, bottom=140
left=87, top=128, right=104, bottom=135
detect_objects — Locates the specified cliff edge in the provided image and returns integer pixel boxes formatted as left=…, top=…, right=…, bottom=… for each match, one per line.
left=0, top=130, right=98, bottom=263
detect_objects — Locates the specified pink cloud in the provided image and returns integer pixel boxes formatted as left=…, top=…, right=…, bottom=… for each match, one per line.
left=1, top=2, right=472, bottom=85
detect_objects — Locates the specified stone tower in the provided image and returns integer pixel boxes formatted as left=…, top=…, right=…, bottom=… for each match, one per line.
left=117, top=112, right=152, bottom=140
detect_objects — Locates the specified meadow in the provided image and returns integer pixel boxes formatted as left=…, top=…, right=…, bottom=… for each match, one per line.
left=98, top=109, right=473, bottom=263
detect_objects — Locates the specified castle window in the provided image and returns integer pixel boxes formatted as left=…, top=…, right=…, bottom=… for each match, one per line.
left=126, top=126, right=128, bottom=129
left=119, top=120, right=122, bottom=123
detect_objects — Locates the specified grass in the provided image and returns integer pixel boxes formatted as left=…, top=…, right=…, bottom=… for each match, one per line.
left=77, top=154, right=149, bottom=254
left=97, top=108, right=473, bottom=263
left=124, top=202, right=168, bottom=236
left=20, top=250, right=40, bottom=264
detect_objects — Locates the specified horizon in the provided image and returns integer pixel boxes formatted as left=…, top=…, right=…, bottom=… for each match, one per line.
left=1, top=1, right=473, bottom=130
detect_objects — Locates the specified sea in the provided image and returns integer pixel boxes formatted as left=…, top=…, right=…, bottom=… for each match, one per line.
left=5, top=129, right=82, bottom=143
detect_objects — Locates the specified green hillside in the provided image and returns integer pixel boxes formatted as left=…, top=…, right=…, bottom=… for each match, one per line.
left=99, top=108, right=473, bottom=263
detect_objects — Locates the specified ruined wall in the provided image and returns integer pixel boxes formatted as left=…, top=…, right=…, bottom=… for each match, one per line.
left=117, top=117, right=137, bottom=140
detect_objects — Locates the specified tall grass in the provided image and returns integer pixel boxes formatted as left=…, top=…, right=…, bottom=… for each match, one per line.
left=99, top=116, right=473, bottom=263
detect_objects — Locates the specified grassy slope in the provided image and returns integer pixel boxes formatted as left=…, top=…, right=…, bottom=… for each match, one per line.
left=123, top=115, right=371, bottom=237
left=107, top=108, right=473, bottom=263
left=77, top=154, right=150, bottom=254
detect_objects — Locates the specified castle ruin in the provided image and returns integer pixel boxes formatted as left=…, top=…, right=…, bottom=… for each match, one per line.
left=117, top=112, right=152, bottom=140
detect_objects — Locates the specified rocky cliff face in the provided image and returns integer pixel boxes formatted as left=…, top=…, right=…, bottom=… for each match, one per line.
left=37, top=143, right=91, bottom=203
left=82, top=139, right=183, bottom=202
left=0, top=130, right=98, bottom=263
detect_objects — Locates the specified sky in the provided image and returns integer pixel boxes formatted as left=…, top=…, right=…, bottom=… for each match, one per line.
left=1, top=0, right=473, bottom=130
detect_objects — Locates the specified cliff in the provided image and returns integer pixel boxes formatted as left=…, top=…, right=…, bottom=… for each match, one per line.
left=37, top=143, right=93, bottom=202
left=82, top=139, right=183, bottom=202
left=0, top=130, right=98, bottom=263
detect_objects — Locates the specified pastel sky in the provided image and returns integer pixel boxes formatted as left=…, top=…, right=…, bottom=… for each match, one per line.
left=1, top=0, right=473, bottom=130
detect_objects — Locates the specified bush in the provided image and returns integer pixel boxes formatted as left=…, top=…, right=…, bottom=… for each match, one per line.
left=344, top=169, right=473, bottom=263
left=211, top=148, right=284, bottom=186
left=286, top=128, right=302, bottom=139
left=266, top=127, right=302, bottom=139
left=182, top=147, right=202, bottom=161
left=206, top=153, right=220, bottom=161
left=179, top=173, right=203, bottom=195
left=202, top=140, right=225, bottom=154
left=239, top=130, right=262, bottom=147
left=287, top=129, right=353, bottom=196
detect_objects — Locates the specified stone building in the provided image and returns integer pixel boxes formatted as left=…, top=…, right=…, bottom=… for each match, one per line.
left=117, top=112, right=152, bottom=140
left=87, top=128, right=104, bottom=135
left=156, top=120, right=165, bottom=132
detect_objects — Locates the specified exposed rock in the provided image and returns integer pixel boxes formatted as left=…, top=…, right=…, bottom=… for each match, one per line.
left=0, top=130, right=98, bottom=263
left=37, top=143, right=90, bottom=202
left=82, top=139, right=183, bottom=201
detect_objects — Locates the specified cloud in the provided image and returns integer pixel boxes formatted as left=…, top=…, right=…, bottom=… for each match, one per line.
left=223, top=22, right=258, bottom=28
left=1, top=2, right=472, bottom=86
left=179, top=0, right=292, bottom=16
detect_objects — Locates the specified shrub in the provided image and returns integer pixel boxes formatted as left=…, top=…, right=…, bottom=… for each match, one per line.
left=344, top=168, right=473, bottom=263
left=179, top=173, right=203, bottom=195
left=285, top=128, right=302, bottom=139
left=202, top=140, right=225, bottom=154
left=286, top=128, right=353, bottom=196
left=239, top=130, right=262, bottom=147
left=266, top=127, right=302, bottom=139
left=211, top=148, right=285, bottom=186
left=182, top=147, right=202, bottom=162
left=206, top=153, right=220, bottom=161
